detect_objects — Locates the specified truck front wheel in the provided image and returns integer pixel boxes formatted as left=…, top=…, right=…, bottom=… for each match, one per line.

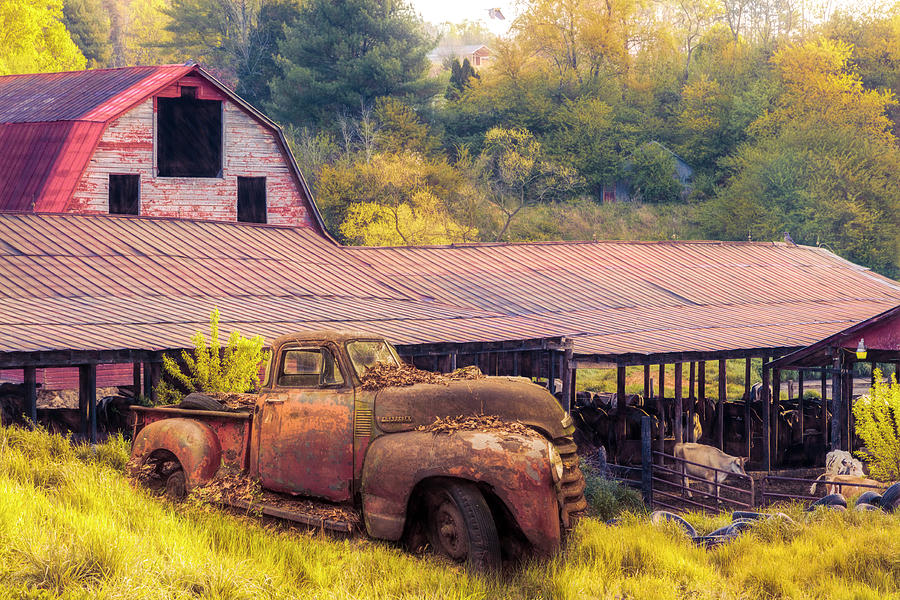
left=425, top=482, right=501, bottom=571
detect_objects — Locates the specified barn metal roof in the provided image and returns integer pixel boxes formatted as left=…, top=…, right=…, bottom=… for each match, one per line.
left=1, top=212, right=899, bottom=364
left=0, top=66, right=330, bottom=236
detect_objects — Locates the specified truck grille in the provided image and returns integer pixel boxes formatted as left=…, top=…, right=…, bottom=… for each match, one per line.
left=553, top=436, right=587, bottom=526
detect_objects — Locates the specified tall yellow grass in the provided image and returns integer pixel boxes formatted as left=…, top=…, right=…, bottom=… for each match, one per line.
left=1, top=426, right=898, bottom=599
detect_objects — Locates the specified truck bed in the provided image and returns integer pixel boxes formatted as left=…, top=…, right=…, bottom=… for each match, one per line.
left=132, top=405, right=253, bottom=473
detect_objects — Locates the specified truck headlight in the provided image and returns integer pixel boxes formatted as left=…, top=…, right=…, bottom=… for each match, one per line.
left=548, top=442, right=564, bottom=482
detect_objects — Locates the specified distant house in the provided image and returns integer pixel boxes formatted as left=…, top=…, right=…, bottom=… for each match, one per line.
left=0, top=64, right=326, bottom=232
left=601, top=142, right=694, bottom=203
left=428, top=44, right=493, bottom=68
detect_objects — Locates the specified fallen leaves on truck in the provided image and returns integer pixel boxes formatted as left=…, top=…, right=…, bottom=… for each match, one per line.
left=359, top=362, right=484, bottom=390
left=417, top=414, right=534, bottom=437
left=192, top=473, right=362, bottom=528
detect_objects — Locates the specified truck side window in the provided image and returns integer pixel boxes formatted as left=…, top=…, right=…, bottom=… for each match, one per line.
left=279, top=349, right=343, bottom=387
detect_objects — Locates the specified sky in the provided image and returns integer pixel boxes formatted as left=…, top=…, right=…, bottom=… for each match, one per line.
left=410, top=0, right=519, bottom=35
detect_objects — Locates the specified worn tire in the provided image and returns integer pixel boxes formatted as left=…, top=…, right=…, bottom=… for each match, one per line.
left=880, top=482, right=900, bottom=513
left=178, top=393, right=225, bottom=411
left=650, top=511, right=697, bottom=537
left=855, top=502, right=879, bottom=512
left=809, top=493, right=846, bottom=510
left=425, top=481, right=501, bottom=571
left=164, top=469, right=187, bottom=502
left=856, top=491, right=882, bottom=507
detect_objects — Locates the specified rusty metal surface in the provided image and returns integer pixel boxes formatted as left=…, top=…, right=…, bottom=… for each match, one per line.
left=1, top=213, right=900, bottom=361
left=361, top=429, right=563, bottom=555
left=132, top=417, right=225, bottom=488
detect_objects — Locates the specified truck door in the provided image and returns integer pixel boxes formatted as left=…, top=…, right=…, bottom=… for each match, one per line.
left=257, top=344, right=354, bottom=502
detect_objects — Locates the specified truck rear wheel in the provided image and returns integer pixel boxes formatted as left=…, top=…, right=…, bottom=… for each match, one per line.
left=165, top=469, right=187, bottom=502
left=425, top=481, right=501, bottom=571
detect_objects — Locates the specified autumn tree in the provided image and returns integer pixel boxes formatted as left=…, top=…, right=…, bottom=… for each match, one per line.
left=705, top=39, right=900, bottom=275
left=475, top=127, right=581, bottom=241
left=0, top=0, right=86, bottom=75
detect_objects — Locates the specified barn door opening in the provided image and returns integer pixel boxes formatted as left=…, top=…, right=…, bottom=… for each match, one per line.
left=157, top=92, right=222, bottom=177
left=237, top=176, right=266, bottom=223
left=108, top=174, right=140, bottom=215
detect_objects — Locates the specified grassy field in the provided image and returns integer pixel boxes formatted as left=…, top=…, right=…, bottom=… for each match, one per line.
left=1, top=426, right=899, bottom=600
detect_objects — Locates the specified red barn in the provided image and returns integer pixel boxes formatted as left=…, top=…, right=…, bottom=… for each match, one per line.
left=0, top=64, right=326, bottom=231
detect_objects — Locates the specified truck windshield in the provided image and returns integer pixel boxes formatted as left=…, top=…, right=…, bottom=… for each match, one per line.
left=347, top=340, right=399, bottom=376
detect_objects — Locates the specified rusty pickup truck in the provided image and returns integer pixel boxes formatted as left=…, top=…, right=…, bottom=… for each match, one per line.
left=131, top=330, right=586, bottom=569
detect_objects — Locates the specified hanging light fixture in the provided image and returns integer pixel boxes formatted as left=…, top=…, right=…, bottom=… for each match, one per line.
left=856, top=338, right=867, bottom=360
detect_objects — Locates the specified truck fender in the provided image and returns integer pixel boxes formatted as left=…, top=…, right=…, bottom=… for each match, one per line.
left=360, top=430, right=561, bottom=556
left=132, top=417, right=223, bottom=490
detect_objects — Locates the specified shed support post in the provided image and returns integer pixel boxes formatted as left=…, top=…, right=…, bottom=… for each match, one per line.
left=616, top=365, right=627, bottom=462
left=643, top=364, right=650, bottom=402
left=762, top=359, right=771, bottom=471
left=831, top=352, right=842, bottom=451
left=548, top=351, right=555, bottom=395
left=510, top=352, right=517, bottom=376
left=79, top=364, right=97, bottom=444
left=798, top=369, right=804, bottom=439
left=24, top=366, right=37, bottom=427
left=561, top=347, right=573, bottom=413
left=674, top=362, right=683, bottom=444
left=132, top=363, right=142, bottom=400
left=698, top=361, right=707, bottom=421
left=570, top=368, right=577, bottom=413
left=657, top=363, right=665, bottom=460
left=718, top=359, right=726, bottom=451
left=772, top=368, right=781, bottom=466
left=744, top=358, right=752, bottom=461
left=821, top=367, right=828, bottom=448
left=688, top=362, right=696, bottom=442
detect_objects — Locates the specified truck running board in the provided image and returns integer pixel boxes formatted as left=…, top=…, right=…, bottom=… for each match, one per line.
left=226, top=499, right=356, bottom=534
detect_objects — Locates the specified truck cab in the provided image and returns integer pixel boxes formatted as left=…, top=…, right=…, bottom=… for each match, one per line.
left=132, top=330, right=586, bottom=569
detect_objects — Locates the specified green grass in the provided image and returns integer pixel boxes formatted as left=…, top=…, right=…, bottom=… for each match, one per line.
left=1, top=426, right=899, bottom=599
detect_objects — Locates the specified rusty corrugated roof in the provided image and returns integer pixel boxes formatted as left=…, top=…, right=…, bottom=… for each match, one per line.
left=1, top=213, right=899, bottom=360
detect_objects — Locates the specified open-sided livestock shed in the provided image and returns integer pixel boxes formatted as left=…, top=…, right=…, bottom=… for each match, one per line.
left=1, top=212, right=899, bottom=470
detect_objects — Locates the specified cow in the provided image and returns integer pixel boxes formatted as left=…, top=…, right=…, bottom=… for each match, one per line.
left=674, top=442, right=749, bottom=497
left=809, top=474, right=886, bottom=498
left=825, top=450, right=865, bottom=477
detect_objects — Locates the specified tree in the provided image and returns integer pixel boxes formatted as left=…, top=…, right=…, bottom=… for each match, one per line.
left=0, top=0, right=86, bottom=75
left=475, top=127, right=581, bottom=241
left=269, top=0, right=433, bottom=129
left=704, top=39, right=900, bottom=276
left=446, top=58, right=479, bottom=100
left=62, top=0, right=111, bottom=67
left=317, top=152, right=482, bottom=243
left=341, top=189, right=473, bottom=246
left=374, top=96, right=439, bottom=155
left=628, top=142, right=683, bottom=203
left=544, top=96, right=620, bottom=200
left=123, top=0, right=178, bottom=66
left=156, top=308, right=268, bottom=404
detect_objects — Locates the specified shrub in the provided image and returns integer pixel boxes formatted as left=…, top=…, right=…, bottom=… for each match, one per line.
left=580, top=460, right=644, bottom=520
left=156, top=308, right=269, bottom=404
left=853, top=369, right=900, bottom=481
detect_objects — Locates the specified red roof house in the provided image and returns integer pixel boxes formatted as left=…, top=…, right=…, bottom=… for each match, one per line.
left=0, top=64, right=327, bottom=233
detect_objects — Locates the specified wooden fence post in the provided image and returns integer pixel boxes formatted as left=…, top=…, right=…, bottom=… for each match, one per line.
left=641, top=416, right=652, bottom=505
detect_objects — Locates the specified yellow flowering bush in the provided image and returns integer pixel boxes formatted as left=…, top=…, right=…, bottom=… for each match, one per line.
left=156, top=308, right=268, bottom=404
left=853, top=368, right=900, bottom=481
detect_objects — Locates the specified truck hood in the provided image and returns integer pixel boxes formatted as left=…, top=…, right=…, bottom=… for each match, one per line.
left=372, top=376, right=574, bottom=440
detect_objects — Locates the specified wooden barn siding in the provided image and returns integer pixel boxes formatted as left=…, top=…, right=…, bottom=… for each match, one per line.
left=69, top=99, right=313, bottom=227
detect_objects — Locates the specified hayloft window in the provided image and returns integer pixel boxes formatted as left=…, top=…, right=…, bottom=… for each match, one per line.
left=108, top=174, right=139, bottom=215
left=157, top=93, right=222, bottom=177
left=237, top=177, right=266, bottom=223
